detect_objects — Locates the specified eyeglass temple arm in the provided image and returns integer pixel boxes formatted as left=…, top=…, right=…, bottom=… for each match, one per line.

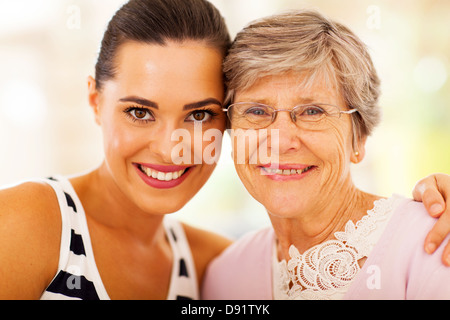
left=341, top=109, right=358, bottom=114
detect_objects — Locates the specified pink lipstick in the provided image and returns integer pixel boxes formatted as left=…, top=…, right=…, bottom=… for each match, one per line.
left=133, top=163, right=194, bottom=189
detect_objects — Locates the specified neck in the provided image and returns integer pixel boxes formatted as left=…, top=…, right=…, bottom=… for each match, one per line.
left=269, top=182, right=380, bottom=261
left=71, top=163, right=166, bottom=246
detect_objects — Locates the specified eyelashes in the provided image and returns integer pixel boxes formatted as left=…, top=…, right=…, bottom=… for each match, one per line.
left=186, top=108, right=220, bottom=122
left=123, top=106, right=154, bottom=124
left=123, top=105, right=221, bottom=125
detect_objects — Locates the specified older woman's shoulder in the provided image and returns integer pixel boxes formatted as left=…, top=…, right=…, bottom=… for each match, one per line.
left=346, top=195, right=450, bottom=299
left=377, top=195, right=439, bottom=254
left=201, top=226, right=274, bottom=299
left=390, top=196, right=438, bottom=237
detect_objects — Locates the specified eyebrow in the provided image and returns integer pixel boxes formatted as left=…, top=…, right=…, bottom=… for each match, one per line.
left=118, top=96, right=222, bottom=110
left=239, top=97, right=316, bottom=106
left=297, top=97, right=315, bottom=105
left=183, top=98, right=222, bottom=111
left=119, top=96, right=159, bottom=109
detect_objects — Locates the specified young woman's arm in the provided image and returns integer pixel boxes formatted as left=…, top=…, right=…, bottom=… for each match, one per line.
left=0, top=182, right=61, bottom=299
left=413, top=173, right=450, bottom=265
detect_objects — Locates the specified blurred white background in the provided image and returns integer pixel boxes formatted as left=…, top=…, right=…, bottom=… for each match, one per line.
left=1, top=0, right=449, bottom=239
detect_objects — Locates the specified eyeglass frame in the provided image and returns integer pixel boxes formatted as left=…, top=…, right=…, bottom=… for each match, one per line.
left=222, top=102, right=358, bottom=129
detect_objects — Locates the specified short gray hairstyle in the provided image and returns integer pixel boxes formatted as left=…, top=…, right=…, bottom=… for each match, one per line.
left=224, top=10, right=381, bottom=141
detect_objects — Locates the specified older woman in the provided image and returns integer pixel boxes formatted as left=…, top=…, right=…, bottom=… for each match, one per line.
left=202, top=10, right=450, bottom=299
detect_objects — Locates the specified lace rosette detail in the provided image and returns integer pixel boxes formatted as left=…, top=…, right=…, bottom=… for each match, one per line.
left=278, top=197, right=396, bottom=300
left=284, top=241, right=361, bottom=299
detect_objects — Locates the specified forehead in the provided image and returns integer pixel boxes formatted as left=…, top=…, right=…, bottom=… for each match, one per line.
left=110, top=40, right=224, bottom=99
left=235, top=70, right=345, bottom=106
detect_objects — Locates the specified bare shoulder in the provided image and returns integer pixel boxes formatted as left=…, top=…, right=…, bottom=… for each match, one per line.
left=0, top=180, right=60, bottom=225
left=182, top=223, right=233, bottom=284
left=0, top=181, right=61, bottom=299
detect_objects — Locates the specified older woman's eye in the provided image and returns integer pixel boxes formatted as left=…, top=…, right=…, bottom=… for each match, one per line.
left=299, top=106, right=326, bottom=117
left=245, top=106, right=270, bottom=117
left=306, top=107, right=324, bottom=115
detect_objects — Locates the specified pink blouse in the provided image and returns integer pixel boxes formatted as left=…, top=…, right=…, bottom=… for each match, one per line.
left=202, top=197, right=450, bottom=300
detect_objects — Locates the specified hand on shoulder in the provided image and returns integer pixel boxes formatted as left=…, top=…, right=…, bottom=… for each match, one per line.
left=0, top=181, right=61, bottom=299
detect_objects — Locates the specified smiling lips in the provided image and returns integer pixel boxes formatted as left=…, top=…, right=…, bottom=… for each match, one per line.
left=135, top=162, right=314, bottom=187
left=134, top=163, right=193, bottom=189
left=259, top=164, right=316, bottom=180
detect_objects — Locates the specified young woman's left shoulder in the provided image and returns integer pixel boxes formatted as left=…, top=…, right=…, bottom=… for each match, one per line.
left=182, top=223, right=233, bottom=283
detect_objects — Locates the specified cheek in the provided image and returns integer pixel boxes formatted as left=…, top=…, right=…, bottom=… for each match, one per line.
left=201, top=129, right=224, bottom=165
left=230, top=129, right=262, bottom=165
left=178, top=125, right=225, bottom=165
left=101, top=114, right=146, bottom=164
left=314, top=124, right=354, bottom=183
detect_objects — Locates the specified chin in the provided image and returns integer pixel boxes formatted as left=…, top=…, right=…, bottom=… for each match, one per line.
left=266, top=206, right=301, bottom=219
left=260, top=193, right=311, bottom=219
left=141, top=199, right=187, bottom=215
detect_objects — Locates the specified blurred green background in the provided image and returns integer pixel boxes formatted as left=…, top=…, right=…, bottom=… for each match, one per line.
left=0, top=0, right=449, bottom=239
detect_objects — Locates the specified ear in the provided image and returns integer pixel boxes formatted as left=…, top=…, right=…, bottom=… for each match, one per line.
left=351, top=135, right=367, bottom=164
left=87, top=76, right=101, bottom=125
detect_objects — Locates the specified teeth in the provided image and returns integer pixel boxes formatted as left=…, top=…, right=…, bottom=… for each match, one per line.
left=262, top=166, right=313, bottom=175
left=140, top=165, right=186, bottom=181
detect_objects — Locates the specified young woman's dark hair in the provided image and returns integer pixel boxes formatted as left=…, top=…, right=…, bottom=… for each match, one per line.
left=95, top=0, right=231, bottom=91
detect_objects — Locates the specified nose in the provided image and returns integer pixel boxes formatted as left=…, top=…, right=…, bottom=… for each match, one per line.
left=268, top=112, right=302, bottom=155
left=148, top=122, right=182, bottom=164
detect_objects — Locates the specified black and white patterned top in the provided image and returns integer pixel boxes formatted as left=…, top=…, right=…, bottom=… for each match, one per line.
left=40, top=176, right=199, bottom=300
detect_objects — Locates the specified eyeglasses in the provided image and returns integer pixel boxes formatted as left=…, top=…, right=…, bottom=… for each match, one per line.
left=223, top=102, right=358, bottom=130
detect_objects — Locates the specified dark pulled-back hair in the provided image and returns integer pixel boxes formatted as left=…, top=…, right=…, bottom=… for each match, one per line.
left=95, top=0, right=231, bottom=91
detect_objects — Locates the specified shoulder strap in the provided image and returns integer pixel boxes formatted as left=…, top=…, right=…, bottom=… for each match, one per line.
left=40, top=176, right=107, bottom=300
left=164, top=217, right=199, bottom=300
left=40, top=177, right=73, bottom=270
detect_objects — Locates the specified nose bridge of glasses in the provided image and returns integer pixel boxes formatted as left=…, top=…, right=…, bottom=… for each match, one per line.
left=271, top=108, right=298, bottom=124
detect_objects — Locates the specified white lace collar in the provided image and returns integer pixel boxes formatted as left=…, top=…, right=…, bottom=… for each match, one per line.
left=272, top=195, right=402, bottom=300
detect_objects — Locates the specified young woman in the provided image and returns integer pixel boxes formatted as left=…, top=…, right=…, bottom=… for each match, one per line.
left=0, top=0, right=449, bottom=300
left=0, top=0, right=231, bottom=300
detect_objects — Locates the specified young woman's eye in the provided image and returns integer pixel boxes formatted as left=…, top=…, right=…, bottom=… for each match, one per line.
left=186, top=109, right=218, bottom=122
left=124, top=107, right=154, bottom=123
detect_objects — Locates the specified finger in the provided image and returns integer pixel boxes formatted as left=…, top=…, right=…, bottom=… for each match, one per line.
left=413, top=176, right=446, bottom=217
left=421, top=188, right=446, bottom=218
left=412, top=178, right=428, bottom=201
left=424, top=208, right=450, bottom=255
left=443, top=240, right=450, bottom=267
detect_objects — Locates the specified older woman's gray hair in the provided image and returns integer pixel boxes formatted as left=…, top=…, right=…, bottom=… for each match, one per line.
left=224, top=9, right=381, bottom=145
